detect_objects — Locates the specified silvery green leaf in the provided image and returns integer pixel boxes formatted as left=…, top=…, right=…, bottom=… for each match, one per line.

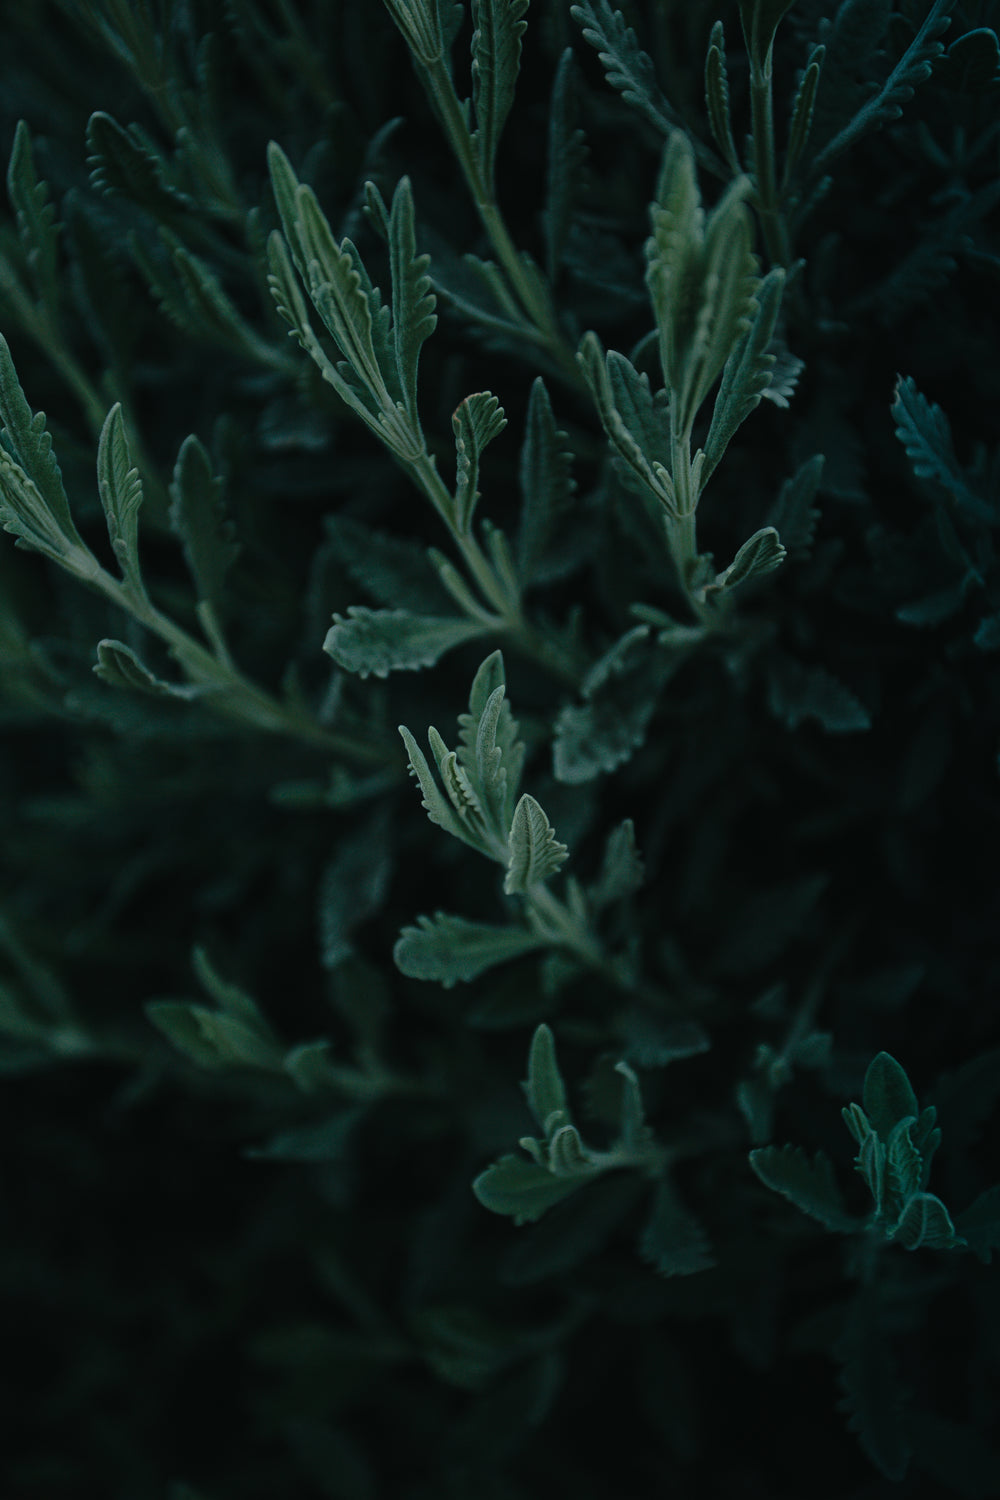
left=381, top=0, right=450, bottom=65
left=589, top=818, right=644, bottom=909
left=544, top=48, right=588, bottom=280
left=93, top=639, right=202, bottom=699
left=889, top=1192, right=964, bottom=1251
left=97, top=403, right=145, bottom=597
left=892, top=375, right=993, bottom=519
left=472, top=1152, right=588, bottom=1224
left=713, top=526, right=786, bottom=592
left=456, top=651, right=524, bottom=829
left=398, top=725, right=470, bottom=845
left=644, top=131, right=704, bottom=398
left=702, top=268, right=785, bottom=486
left=387, top=175, right=436, bottom=420
left=737, top=0, right=798, bottom=73
left=863, top=1052, right=920, bottom=1142
left=767, top=453, right=824, bottom=556
left=571, top=1, right=681, bottom=139
left=504, top=793, right=569, bottom=894
left=453, top=392, right=507, bottom=533
left=784, top=45, right=826, bottom=183
left=7, top=120, right=60, bottom=311
left=324, top=515, right=450, bottom=613
left=517, top=378, right=575, bottom=584
left=471, top=0, right=530, bottom=186
left=553, top=626, right=677, bottom=783
left=885, top=1117, right=922, bottom=1209
left=394, top=912, right=546, bottom=986
left=522, top=1023, right=570, bottom=1135
left=0, top=333, right=85, bottom=554
left=169, top=435, right=239, bottom=615
left=639, top=1177, right=715, bottom=1276
left=577, top=333, right=674, bottom=508
left=750, top=1144, right=856, bottom=1231
left=704, top=22, right=740, bottom=173
left=324, top=606, right=489, bottom=678
left=86, top=110, right=190, bottom=212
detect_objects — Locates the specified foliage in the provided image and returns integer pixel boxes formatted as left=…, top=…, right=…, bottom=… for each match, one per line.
left=1, top=1, right=999, bottom=1497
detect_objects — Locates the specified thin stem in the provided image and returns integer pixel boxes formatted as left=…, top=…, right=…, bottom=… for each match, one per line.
left=526, top=885, right=680, bottom=1013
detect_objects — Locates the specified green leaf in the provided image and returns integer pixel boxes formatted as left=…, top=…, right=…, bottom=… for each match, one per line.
left=615, top=1060, right=646, bottom=1147
left=517, top=378, right=576, bottom=584
left=836, top=1290, right=912, bottom=1481
left=455, top=652, right=524, bottom=834
left=522, top=1023, right=569, bottom=1134
left=712, top=526, right=786, bottom=591
left=146, top=1000, right=224, bottom=1068
left=784, top=45, right=825, bottom=182
left=246, top=1109, right=364, bottom=1163
left=192, top=945, right=261, bottom=1022
left=701, top=268, right=785, bottom=487
left=750, top=1144, right=856, bottom=1232
left=889, top=1192, right=964, bottom=1251
left=863, top=1052, right=919, bottom=1142
left=472, top=1152, right=587, bottom=1225
left=704, top=22, right=740, bottom=174
left=96, top=403, right=145, bottom=597
left=639, top=1177, right=715, bottom=1276
left=571, top=1, right=680, bottom=138
left=543, top=48, right=588, bottom=281
left=169, top=435, right=239, bottom=616
left=504, top=793, right=569, bottom=894
left=553, top=627, right=677, bottom=783
left=955, top=1184, right=1000, bottom=1264
left=317, top=811, right=393, bottom=969
left=7, top=120, right=60, bottom=311
left=324, top=515, right=450, bottom=613
left=86, top=111, right=189, bottom=212
left=381, top=0, right=453, bottom=66
left=942, top=27, right=1000, bottom=91
left=0, top=333, right=88, bottom=559
left=499, top=1173, right=643, bottom=1284
left=892, top=375, right=992, bottom=519
left=452, top=392, right=507, bottom=533
left=766, top=453, right=824, bottom=556
left=394, top=912, right=546, bottom=986
left=93, top=639, right=202, bottom=699
left=470, top=0, right=531, bottom=187
left=577, top=334, right=674, bottom=509
left=737, top=0, right=798, bottom=74
left=398, top=724, right=471, bottom=846
left=387, top=175, right=436, bottom=420
left=185, top=1008, right=283, bottom=1070
left=324, top=607, right=489, bottom=678
left=138, top=229, right=275, bottom=362
left=766, top=654, right=872, bottom=733
left=589, top=819, right=644, bottom=909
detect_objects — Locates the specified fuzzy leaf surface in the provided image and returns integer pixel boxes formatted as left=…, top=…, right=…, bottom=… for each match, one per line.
left=324, top=607, right=488, bottom=678
left=504, top=794, right=569, bottom=894
left=394, top=912, right=546, bottom=986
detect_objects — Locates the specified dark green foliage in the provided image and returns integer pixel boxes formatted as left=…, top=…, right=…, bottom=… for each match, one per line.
left=1, top=1, right=999, bottom=1496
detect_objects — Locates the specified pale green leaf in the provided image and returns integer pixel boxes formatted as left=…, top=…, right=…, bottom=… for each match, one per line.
left=394, top=912, right=546, bottom=986
left=713, top=526, right=786, bottom=591
left=470, top=0, right=530, bottom=186
left=577, top=334, right=674, bottom=509
left=456, top=651, right=524, bottom=830
left=522, top=1023, right=570, bottom=1134
left=504, top=793, right=569, bottom=894
left=704, top=22, right=740, bottom=173
left=517, top=378, right=576, bottom=584
left=472, top=1151, right=587, bottom=1224
left=766, top=453, right=823, bottom=556
left=169, top=434, right=239, bottom=615
left=97, top=403, right=145, bottom=596
left=93, top=639, right=202, bottom=699
left=7, top=120, right=60, bottom=311
left=381, top=0, right=450, bottom=65
left=324, top=606, right=489, bottom=678
left=737, top=0, right=798, bottom=73
left=750, top=1143, right=856, bottom=1232
left=784, top=45, right=825, bottom=183
left=571, top=1, right=683, bottom=139
left=701, top=268, right=785, bottom=487
left=387, top=175, right=437, bottom=420
left=0, top=333, right=84, bottom=551
left=453, top=392, right=507, bottom=533
left=398, top=724, right=469, bottom=844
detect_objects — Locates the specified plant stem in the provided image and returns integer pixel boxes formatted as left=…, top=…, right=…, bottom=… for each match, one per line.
left=749, top=59, right=792, bottom=267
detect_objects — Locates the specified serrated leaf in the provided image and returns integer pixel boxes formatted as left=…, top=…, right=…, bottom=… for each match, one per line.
left=767, top=453, right=824, bottom=555
left=892, top=374, right=992, bottom=519
left=93, top=639, right=202, bottom=699
left=452, top=392, right=507, bottom=533
left=942, top=27, right=1000, bottom=91
left=472, top=1152, right=587, bottom=1224
left=639, top=1177, right=715, bottom=1276
left=589, top=819, right=644, bottom=908
left=890, top=1191, right=964, bottom=1251
left=955, top=1184, right=1000, bottom=1264
left=766, top=654, right=872, bottom=733
left=455, top=653, right=524, bottom=832
left=863, top=1051, right=919, bottom=1141
left=544, top=48, right=588, bottom=280
left=0, top=333, right=86, bottom=558
left=571, top=1, right=680, bottom=138
left=836, top=1291, right=912, bottom=1481
left=784, top=46, right=825, bottom=183
left=398, top=725, right=470, bottom=846
left=522, top=1023, right=569, bottom=1134
left=97, top=403, right=145, bottom=597
left=324, top=606, right=488, bottom=678
left=7, top=120, right=60, bottom=311
left=471, top=0, right=530, bottom=186
left=750, top=1144, right=856, bottom=1231
left=577, top=334, right=674, bottom=509
left=553, top=626, right=675, bottom=782
left=705, top=22, right=740, bottom=173
left=381, top=0, right=451, bottom=65
left=169, top=434, right=239, bottom=616
left=702, top=268, right=785, bottom=486
left=713, top=526, right=786, bottom=591
left=517, top=378, right=576, bottom=584
left=394, top=912, right=546, bottom=986
left=504, top=793, right=569, bottom=894
left=387, top=175, right=436, bottom=420
left=149, top=230, right=274, bottom=361
left=85, top=111, right=189, bottom=211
